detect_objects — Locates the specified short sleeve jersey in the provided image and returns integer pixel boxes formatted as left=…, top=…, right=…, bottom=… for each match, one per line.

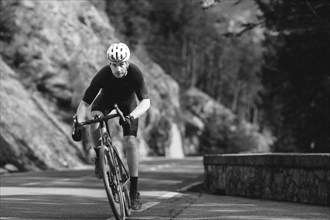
left=82, top=63, right=149, bottom=114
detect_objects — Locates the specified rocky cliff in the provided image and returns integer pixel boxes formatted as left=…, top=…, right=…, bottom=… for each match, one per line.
left=1, top=56, right=85, bottom=171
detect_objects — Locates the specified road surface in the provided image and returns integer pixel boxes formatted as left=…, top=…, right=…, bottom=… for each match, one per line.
left=1, top=157, right=329, bottom=220
left=1, top=157, right=204, bottom=219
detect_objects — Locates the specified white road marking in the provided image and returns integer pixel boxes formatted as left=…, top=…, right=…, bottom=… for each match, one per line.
left=178, top=181, right=203, bottom=192
left=141, top=191, right=183, bottom=199
left=1, top=187, right=108, bottom=199
left=132, top=201, right=160, bottom=212
left=21, top=182, right=41, bottom=186
left=160, top=191, right=182, bottom=199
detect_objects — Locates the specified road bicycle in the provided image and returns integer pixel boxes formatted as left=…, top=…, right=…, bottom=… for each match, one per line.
left=73, top=104, right=131, bottom=220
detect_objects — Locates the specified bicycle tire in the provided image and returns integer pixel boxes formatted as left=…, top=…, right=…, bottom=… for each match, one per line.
left=113, top=147, right=131, bottom=216
left=99, top=144, right=125, bottom=220
left=123, top=184, right=131, bottom=216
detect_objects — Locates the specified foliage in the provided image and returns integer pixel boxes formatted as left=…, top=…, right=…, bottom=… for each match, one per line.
left=0, top=0, right=19, bottom=42
left=201, top=110, right=269, bottom=154
left=105, top=0, right=153, bottom=49
left=181, top=88, right=270, bottom=154
left=147, top=116, right=172, bottom=156
left=255, top=0, right=330, bottom=152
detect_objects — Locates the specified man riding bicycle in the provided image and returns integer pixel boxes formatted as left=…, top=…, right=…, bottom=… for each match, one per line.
left=73, top=42, right=150, bottom=210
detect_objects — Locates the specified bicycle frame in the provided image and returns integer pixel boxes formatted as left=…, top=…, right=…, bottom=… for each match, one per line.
left=99, top=119, right=130, bottom=187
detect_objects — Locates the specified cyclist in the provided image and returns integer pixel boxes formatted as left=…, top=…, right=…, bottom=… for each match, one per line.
left=73, top=42, right=150, bottom=210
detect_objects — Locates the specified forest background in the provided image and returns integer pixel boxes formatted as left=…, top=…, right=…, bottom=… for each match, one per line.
left=103, top=0, right=329, bottom=153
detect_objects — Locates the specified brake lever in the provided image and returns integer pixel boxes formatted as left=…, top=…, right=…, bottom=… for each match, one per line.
left=73, top=114, right=79, bottom=127
left=114, top=104, right=125, bottom=122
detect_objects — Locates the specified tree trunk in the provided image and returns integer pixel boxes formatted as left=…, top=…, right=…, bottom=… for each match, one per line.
left=232, top=82, right=241, bottom=112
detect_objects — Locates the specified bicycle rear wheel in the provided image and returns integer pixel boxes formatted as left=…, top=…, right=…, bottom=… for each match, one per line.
left=99, top=144, right=125, bottom=220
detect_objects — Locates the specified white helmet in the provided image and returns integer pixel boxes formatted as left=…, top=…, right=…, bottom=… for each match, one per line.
left=107, top=43, right=130, bottom=62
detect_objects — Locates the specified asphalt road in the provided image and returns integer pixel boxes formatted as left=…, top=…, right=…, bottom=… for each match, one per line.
left=1, top=157, right=329, bottom=220
left=0, top=157, right=204, bottom=220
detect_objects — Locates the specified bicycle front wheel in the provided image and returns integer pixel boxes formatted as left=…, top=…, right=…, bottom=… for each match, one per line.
left=123, top=184, right=131, bottom=216
left=99, top=145, right=125, bottom=220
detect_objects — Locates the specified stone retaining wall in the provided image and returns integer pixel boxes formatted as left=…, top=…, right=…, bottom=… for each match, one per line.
left=204, top=153, right=330, bottom=206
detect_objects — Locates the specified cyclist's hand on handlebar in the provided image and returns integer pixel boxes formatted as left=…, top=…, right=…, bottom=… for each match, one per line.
left=119, top=115, right=134, bottom=128
left=72, top=114, right=82, bottom=142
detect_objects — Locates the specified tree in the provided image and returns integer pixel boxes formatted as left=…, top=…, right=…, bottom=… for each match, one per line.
left=256, top=0, right=330, bottom=152
left=105, top=0, right=153, bottom=49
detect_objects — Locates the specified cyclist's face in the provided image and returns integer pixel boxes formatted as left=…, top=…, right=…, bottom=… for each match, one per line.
left=109, top=61, right=129, bottom=78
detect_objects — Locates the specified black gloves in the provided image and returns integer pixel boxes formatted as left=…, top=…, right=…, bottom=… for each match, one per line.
left=119, top=115, right=135, bottom=128
left=72, top=127, right=82, bottom=142
left=72, top=115, right=82, bottom=142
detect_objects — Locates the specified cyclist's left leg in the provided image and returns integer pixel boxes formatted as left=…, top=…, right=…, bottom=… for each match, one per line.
left=124, top=136, right=139, bottom=179
left=123, top=135, right=142, bottom=210
left=122, top=117, right=142, bottom=210
left=122, top=116, right=139, bottom=179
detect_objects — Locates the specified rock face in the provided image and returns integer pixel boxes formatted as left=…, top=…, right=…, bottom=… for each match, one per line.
left=0, top=56, right=85, bottom=171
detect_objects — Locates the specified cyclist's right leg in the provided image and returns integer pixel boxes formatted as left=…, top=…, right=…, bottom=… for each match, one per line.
left=89, top=110, right=104, bottom=179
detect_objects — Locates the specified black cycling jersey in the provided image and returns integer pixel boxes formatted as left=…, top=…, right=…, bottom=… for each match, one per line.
left=82, top=63, right=149, bottom=116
